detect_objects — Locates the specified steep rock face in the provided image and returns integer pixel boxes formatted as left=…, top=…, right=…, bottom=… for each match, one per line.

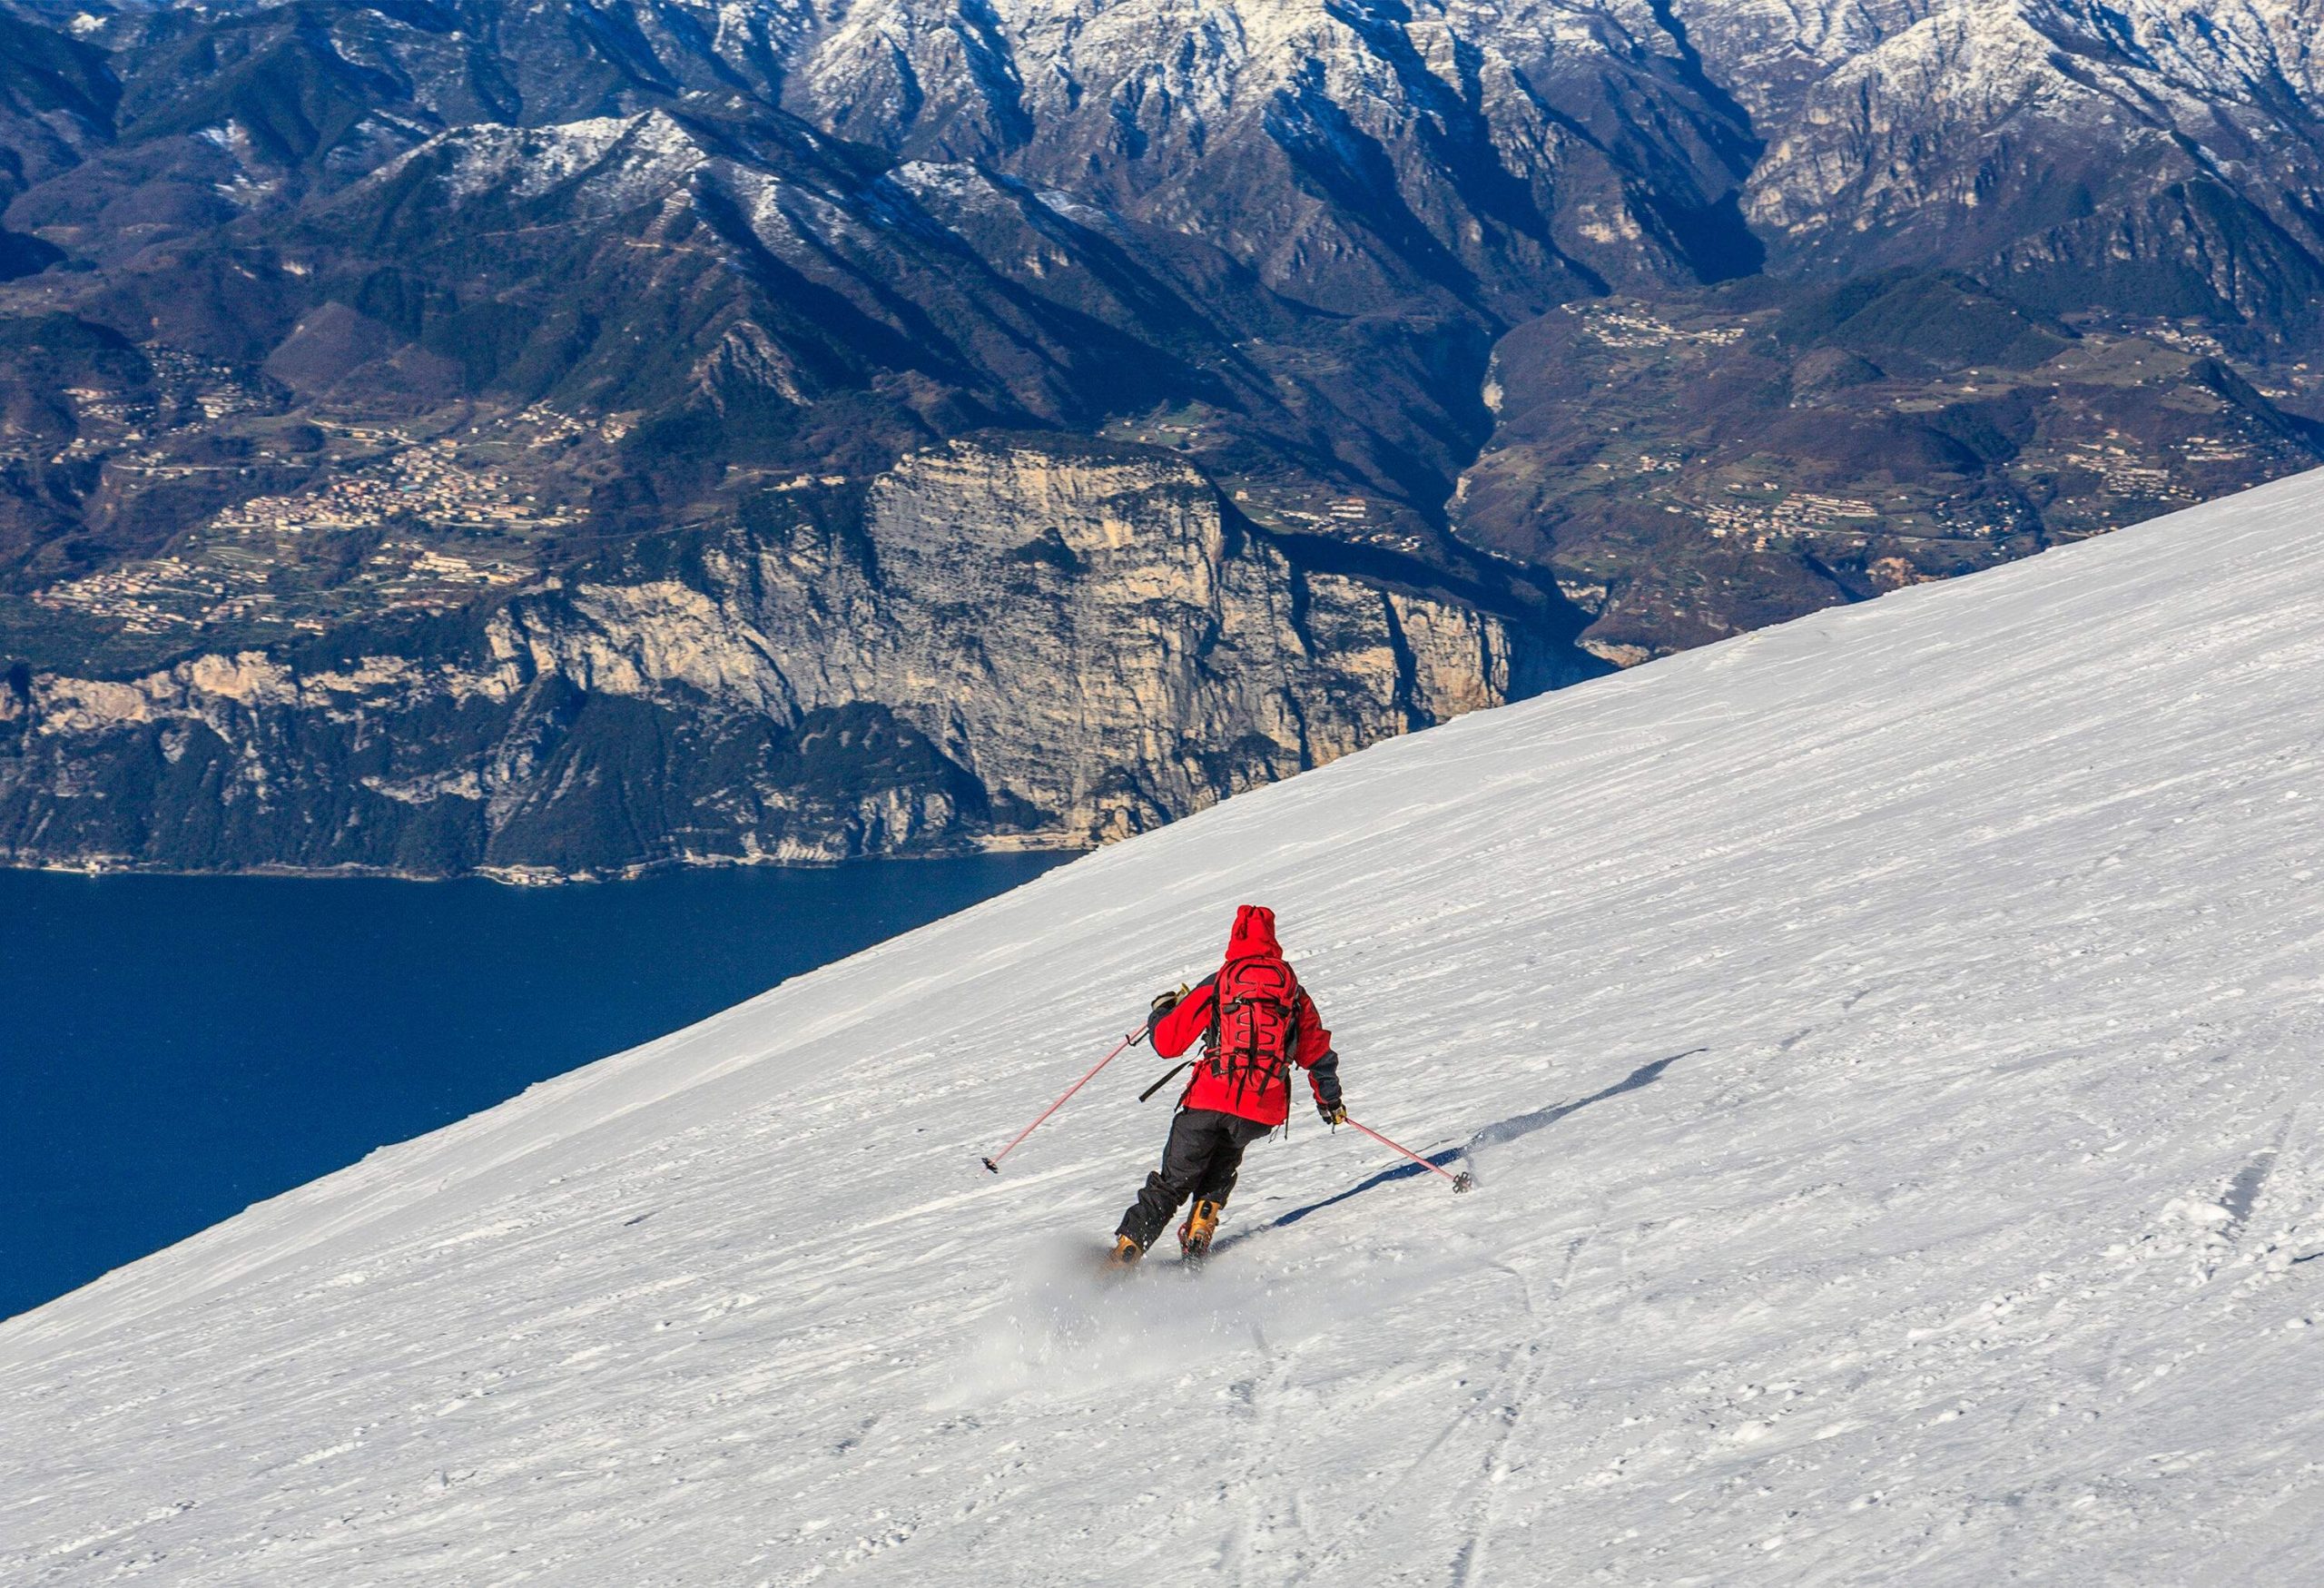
left=0, top=439, right=1584, bottom=875
left=709, top=441, right=1549, bottom=837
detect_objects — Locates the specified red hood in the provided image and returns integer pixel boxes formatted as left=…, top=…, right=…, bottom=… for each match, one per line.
left=1224, top=903, right=1282, bottom=961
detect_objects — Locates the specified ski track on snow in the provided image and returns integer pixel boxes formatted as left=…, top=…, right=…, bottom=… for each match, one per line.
left=7, top=473, right=2324, bottom=1582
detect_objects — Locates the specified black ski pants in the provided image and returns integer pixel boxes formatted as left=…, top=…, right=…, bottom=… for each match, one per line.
left=1118, top=1107, right=1273, bottom=1250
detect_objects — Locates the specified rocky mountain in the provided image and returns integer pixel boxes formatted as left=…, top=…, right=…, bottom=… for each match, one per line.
left=3, top=0, right=2322, bottom=873
left=1, top=437, right=1585, bottom=875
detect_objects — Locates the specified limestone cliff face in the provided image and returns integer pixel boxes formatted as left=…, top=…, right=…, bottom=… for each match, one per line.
left=0, top=440, right=1584, bottom=878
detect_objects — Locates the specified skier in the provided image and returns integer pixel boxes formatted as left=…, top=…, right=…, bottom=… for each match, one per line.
left=1108, top=903, right=1344, bottom=1267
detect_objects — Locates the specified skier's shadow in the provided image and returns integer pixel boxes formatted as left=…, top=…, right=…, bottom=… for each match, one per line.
left=1217, top=1049, right=1701, bottom=1250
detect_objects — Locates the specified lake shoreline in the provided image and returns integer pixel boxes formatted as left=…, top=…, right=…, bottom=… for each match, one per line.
left=6, top=836, right=1092, bottom=887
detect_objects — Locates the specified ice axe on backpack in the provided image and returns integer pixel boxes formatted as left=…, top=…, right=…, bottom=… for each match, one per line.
left=1137, top=1059, right=1195, bottom=1102
left=980, top=1026, right=1147, bottom=1174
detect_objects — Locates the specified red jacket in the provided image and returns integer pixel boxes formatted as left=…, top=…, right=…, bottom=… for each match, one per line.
left=1151, top=904, right=1337, bottom=1128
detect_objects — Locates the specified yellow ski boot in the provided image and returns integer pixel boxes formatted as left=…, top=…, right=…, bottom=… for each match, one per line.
left=1177, top=1198, right=1223, bottom=1262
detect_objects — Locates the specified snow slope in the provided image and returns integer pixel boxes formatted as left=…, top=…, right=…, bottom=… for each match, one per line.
left=8, top=471, right=2324, bottom=1584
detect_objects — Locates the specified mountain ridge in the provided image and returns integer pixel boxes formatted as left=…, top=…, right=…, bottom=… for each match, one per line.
left=6, top=0, right=2324, bottom=873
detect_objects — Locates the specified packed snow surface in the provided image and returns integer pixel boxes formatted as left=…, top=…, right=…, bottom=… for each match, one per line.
left=8, top=473, right=2324, bottom=1583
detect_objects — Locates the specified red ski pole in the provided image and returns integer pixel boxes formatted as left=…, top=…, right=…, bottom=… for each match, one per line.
left=981, top=1029, right=1146, bottom=1173
left=1343, top=1115, right=1475, bottom=1193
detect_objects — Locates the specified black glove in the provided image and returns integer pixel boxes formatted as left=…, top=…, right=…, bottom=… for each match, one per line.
left=1310, top=1049, right=1344, bottom=1124
left=1147, top=985, right=1186, bottom=1032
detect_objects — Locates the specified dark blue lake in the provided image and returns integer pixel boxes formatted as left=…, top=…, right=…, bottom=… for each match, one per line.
left=0, top=854, right=1064, bottom=1320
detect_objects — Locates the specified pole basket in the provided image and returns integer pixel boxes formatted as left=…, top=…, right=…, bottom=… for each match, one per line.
left=1344, top=1114, right=1474, bottom=1195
